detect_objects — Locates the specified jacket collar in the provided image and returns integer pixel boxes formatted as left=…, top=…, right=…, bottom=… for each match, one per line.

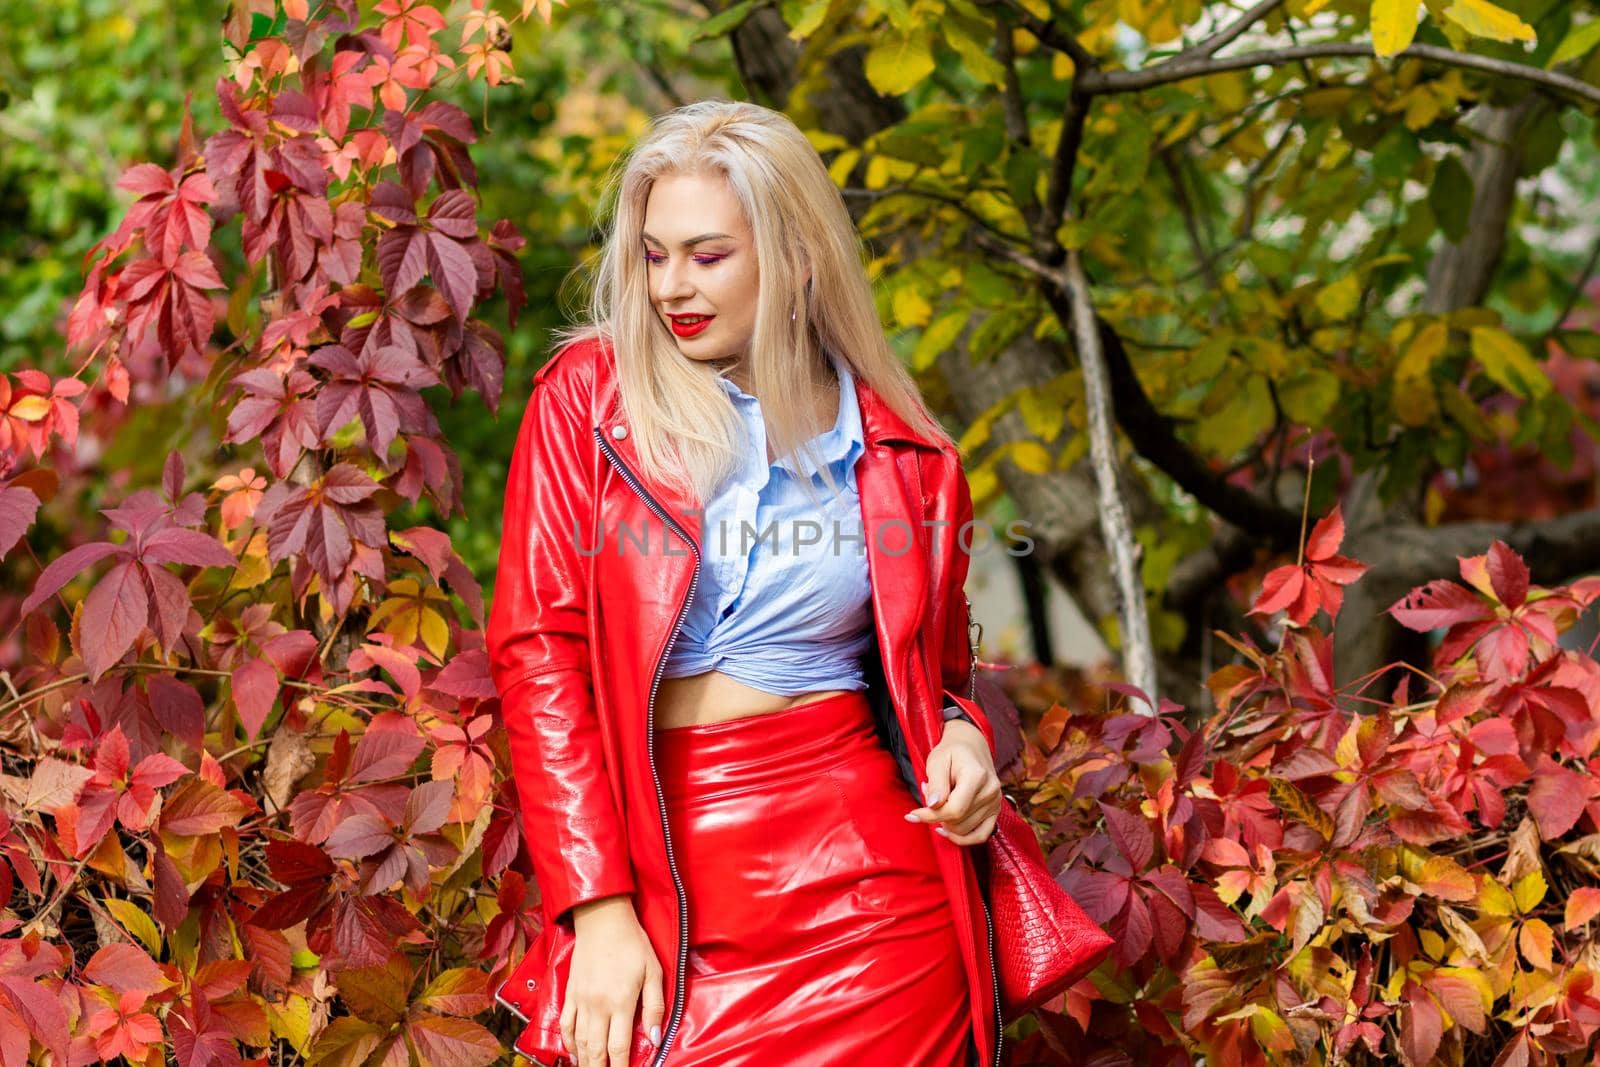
left=852, top=369, right=945, bottom=452
left=587, top=337, right=945, bottom=452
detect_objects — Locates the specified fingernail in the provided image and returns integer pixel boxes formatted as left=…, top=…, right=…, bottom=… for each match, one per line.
left=904, top=811, right=920, bottom=821
left=934, top=826, right=949, bottom=837
left=927, top=792, right=944, bottom=806
left=650, top=1025, right=661, bottom=1046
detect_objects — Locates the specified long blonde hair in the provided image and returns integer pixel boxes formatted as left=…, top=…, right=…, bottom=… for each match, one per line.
left=550, top=99, right=953, bottom=510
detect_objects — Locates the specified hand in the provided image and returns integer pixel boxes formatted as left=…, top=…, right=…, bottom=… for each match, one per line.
left=564, top=896, right=665, bottom=1067
left=904, top=718, right=1002, bottom=845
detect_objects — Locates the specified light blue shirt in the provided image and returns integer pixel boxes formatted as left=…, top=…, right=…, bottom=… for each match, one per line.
left=662, top=354, right=875, bottom=695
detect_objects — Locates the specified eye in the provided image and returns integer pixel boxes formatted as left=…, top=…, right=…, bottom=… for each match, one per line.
left=644, top=252, right=664, bottom=265
left=693, top=255, right=725, bottom=266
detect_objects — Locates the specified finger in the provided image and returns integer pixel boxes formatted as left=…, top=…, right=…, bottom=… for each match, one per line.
left=608, top=1010, right=632, bottom=1067
left=582, top=1009, right=608, bottom=1067
left=640, top=964, right=665, bottom=1049
left=929, top=763, right=983, bottom=821
left=566, top=1004, right=585, bottom=1062
left=939, top=811, right=999, bottom=846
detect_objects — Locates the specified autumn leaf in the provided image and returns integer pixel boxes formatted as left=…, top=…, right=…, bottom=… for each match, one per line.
left=1250, top=505, right=1369, bottom=626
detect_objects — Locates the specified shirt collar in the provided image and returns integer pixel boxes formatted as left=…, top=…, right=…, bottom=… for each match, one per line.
left=716, top=354, right=864, bottom=478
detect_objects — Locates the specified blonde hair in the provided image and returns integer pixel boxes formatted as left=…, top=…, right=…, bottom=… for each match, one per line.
left=551, top=98, right=954, bottom=510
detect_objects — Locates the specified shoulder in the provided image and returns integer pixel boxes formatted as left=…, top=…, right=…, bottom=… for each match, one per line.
left=528, top=332, right=618, bottom=418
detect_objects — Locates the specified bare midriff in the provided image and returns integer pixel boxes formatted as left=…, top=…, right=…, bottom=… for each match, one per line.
left=656, top=670, right=854, bottom=730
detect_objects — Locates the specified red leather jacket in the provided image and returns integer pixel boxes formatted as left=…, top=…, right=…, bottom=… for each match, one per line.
left=486, top=336, right=1002, bottom=1067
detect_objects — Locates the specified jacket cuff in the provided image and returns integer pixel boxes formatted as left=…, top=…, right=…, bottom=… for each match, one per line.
left=940, top=689, right=997, bottom=760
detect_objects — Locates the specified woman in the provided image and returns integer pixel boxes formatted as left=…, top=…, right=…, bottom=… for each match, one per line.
left=487, top=100, right=1006, bottom=1067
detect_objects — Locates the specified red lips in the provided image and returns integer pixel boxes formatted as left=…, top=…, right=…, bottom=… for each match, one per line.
left=669, top=315, right=714, bottom=338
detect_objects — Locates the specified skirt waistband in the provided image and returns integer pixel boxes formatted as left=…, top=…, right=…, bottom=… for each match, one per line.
left=655, top=690, right=876, bottom=796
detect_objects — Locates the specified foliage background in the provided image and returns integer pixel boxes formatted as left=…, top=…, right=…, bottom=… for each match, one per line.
left=2, top=0, right=1600, bottom=1065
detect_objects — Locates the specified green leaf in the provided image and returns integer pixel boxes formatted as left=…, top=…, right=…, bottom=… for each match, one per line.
left=940, top=14, right=1006, bottom=87
left=1549, top=18, right=1600, bottom=67
left=693, top=0, right=761, bottom=40
left=864, top=33, right=936, bottom=96
left=1278, top=368, right=1341, bottom=426
left=1430, top=155, right=1474, bottom=243
left=1470, top=325, right=1549, bottom=399
left=967, top=309, right=1028, bottom=363
left=912, top=309, right=969, bottom=371
left=781, top=0, right=831, bottom=39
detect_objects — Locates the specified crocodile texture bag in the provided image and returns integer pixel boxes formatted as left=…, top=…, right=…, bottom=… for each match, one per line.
left=988, top=796, right=1114, bottom=1020
left=965, top=595, right=1114, bottom=1021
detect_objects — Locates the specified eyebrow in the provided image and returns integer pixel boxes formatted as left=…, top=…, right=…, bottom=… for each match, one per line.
left=641, top=232, right=736, bottom=248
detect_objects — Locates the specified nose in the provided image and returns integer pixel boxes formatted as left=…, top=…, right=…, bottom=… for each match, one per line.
left=657, top=256, right=694, bottom=304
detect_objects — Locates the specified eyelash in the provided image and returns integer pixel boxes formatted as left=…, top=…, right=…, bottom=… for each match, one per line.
left=644, top=253, right=724, bottom=266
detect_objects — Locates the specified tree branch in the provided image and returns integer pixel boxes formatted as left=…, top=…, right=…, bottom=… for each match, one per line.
left=1065, top=244, right=1159, bottom=707
left=1078, top=42, right=1600, bottom=107
left=1178, top=0, right=1285, bottom=60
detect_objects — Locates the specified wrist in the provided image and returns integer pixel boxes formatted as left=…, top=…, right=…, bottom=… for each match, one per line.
left=571, top=894, right=636, bottom=933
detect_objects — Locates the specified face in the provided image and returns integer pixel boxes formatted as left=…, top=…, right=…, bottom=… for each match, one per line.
left=641, top=170, right=762, bottom=373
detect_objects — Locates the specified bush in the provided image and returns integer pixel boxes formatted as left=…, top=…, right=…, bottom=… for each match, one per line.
left=1005, top=509, right=1600, bottom=1066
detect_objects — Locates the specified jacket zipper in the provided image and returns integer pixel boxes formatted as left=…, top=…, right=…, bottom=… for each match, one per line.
left=979, top=881, right=1002, bottom=1067
left=594, top=429, right=698, bottom=1067
left=965, top=593, right=1004, bottom=1067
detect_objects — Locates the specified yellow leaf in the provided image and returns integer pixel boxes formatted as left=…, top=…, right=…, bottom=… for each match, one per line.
left=828, top=148, right=861, bottom=187
left=893, top=285, right=933, bottom=329
left=864, top=33, right=936, bottom=97
left=1477, top=876, right=1516, bottom=917
left=104, top=898, right=162, bottom=955
left=1314, top=274, right=1362, bottom=321
left=1009, top=440, right=1053, bottom=475
left=419, top=608, right=450, bottom=660
left=1470, top=325, right=1549, bottom=399
left=1394, top=318, right=1446, bottom=426
left=1371, top=0, right=1421, bottom=56
left=7, top=395, right=52, bottom=421
left=1512, top=869, right=1547, bottom=914
left=865, top=155, right=892, bottom=190
left=1442, top=0, right=1535, bottom=43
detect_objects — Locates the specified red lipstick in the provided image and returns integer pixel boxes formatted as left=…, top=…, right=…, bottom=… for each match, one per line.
left=669, top=314, right=714, bottom=338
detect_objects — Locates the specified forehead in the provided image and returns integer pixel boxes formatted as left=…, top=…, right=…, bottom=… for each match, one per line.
left=642, top=171, right=749, bottom=238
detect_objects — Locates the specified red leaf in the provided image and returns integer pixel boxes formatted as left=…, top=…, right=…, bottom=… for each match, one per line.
left=81, top=559, right=147, bottom=679
left=160, top=777, right=253, bottom=837
left=1099, top=802, right=1155, bottom=871
left=349, top=728, right=426, bottom=783
left=1305, top=504, right=1347, bottom=562
left=140, top=527, right=236, bottom=568
left=1250, top=564, right=1304, bottom=617
left=1485, top=540, right=1530, bottom=610
left=1400, top=984, right=1443, bottom=1067
left=1527, top=757, right=1589, bottom=840
left=232, top=657, right=279, bottom=741
left=1389, top=580, right=1484, bottom=632
left=84, top=943, right=164, bottom=996
left=404, top=1014, right=501, bottom=1067
left=20, top=540, right=124, bottom=617
left=327, top=813, right=394, bottom=860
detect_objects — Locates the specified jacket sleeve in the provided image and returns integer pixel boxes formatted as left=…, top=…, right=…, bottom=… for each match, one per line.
left=486, top=372, right=635, bottom=926
left=937, top=455, right=999, bottom=761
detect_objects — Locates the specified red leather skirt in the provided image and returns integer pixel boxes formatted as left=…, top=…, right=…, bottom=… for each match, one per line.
left=655, top=690, right=971, bottom=1066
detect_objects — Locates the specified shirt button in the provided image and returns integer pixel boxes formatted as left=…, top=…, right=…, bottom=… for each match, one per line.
left=612, top=425, right=628, bottom=439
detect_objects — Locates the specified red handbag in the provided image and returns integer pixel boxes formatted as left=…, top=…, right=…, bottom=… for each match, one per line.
left=964, top=596, right=1114, bottom=1021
